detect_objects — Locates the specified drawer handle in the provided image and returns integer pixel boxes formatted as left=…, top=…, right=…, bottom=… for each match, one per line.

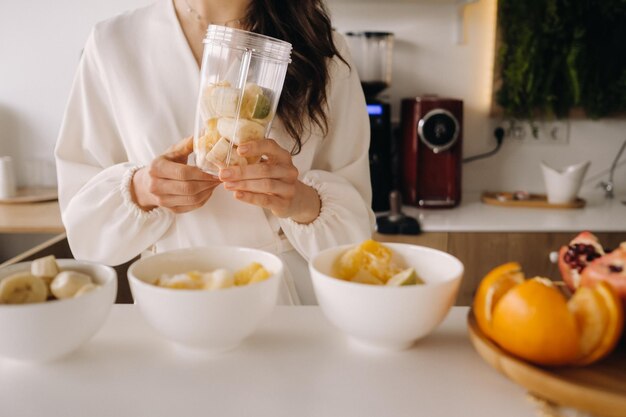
left=548, top=251, right=559, bottom=264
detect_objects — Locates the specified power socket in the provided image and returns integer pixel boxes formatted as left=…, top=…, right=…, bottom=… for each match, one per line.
left=503, top=120, right=569, bottom=145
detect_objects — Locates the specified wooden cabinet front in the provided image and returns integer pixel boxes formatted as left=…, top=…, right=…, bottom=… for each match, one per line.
left=375, top=232, right=626, bottom=306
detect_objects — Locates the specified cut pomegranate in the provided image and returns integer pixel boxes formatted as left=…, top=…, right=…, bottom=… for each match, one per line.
left=581, top=245, right=626, bottom=300
left=558, top=232, right=605, bottom=290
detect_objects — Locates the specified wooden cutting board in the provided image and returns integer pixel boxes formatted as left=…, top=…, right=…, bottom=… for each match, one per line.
left=467, top=310, right=626, bottom=417
left=481, top=191, right=585, bottom=209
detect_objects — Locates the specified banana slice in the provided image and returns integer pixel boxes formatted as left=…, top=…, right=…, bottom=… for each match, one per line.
left=74, top=283, right=100, bottom=297
left=195, top=118, right=221, bottom=153
left=50, top=271, right=93, bottom=299
left=205, top=137, right=247, bottom=167
left=203, top=269, right=235, bottom=290
left=195, top=118, right=223, bottom=172
left=31, top=255, right=60, bottom=279
left=31, top=255, right=60, bottom=297
left=0, top=272, right=47, bottom=304
left=200, top=81, right=234, bottom=120
left=208, top=86, right=242, bottom=118
left=217, top=118, right=265, bottom=145
left=157, top=271, right=203, bottom=290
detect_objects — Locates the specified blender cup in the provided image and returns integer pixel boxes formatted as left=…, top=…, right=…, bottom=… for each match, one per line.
left=193, top=25, right=292, bottom=175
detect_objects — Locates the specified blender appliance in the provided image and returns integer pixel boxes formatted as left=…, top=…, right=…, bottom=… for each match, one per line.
left=345, top=32, right=395, bottom=212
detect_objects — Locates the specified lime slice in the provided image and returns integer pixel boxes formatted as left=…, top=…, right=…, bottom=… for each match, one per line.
left=386, top=267, right=423, bottom=286
left=240, top=84, right=272, bottom=120
left=251, top=93, right=271, bottom=119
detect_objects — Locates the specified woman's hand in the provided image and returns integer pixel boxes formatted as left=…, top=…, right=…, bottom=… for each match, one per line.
left=219, top=139, right=321, bottom=224
left=131, top=137, right=221, bottom=213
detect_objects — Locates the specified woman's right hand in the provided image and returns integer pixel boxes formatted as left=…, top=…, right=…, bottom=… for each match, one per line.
left=131, top=137, right=221, bottom=213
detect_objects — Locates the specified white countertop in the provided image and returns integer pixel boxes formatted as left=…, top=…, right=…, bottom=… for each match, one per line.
left=400, top=192, right=626, bottom=232
left=0, top=305, right=539, bottom=417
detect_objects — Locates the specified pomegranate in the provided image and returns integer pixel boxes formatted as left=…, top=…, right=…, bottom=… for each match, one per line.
left=558, top=231, right=605, bottom=290
left=581, top=244, right=626, bottom=300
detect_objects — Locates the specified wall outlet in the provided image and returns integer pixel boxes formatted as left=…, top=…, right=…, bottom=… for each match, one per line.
left=503, top=120, right=570, bottom=145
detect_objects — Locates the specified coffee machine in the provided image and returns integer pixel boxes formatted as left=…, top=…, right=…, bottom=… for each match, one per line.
left=345, top=32, right=394, bottom=212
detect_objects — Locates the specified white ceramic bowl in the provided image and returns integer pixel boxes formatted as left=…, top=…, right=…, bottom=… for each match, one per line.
left=310, top=243, right=464, bottom=351
left=128, top=246, right=282, bottom=354
left=0, top=259, right=117, bottom=362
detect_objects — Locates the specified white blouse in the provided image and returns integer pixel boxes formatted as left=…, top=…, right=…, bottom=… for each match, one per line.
left=55, top=0, right=375, bottom=304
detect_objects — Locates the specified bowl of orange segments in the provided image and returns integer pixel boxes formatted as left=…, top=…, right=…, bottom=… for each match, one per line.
left=468, top=262, right=626, bottom=417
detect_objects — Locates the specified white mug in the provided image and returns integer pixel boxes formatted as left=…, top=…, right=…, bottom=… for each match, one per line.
left=0, top=156, right=17, bottom=198
left=541, top=160, right=590, bottom=204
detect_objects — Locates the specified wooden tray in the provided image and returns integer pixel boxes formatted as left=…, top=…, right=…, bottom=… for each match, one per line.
left=467, top=310, right=626, bottom=417
left=0, top=187, right=57, bottom=204
left=481, top=191, right=585, bottom=209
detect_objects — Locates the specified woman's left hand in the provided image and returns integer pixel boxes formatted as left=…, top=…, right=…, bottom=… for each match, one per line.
left=219, top=138, right=320, bottom=224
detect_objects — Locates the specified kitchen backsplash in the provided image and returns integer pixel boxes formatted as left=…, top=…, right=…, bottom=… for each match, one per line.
left=0, top=0, right=624, bottom=197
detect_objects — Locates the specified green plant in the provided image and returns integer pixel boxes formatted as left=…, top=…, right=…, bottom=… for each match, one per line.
left=495, top=0, right=626, bottom=119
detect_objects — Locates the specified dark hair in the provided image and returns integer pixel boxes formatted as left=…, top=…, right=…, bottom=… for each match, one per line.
left=245, top=0, right=347, bottom=154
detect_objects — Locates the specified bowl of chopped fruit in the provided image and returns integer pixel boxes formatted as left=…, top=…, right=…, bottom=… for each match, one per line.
left=309, top=240, right=464, bottom=351
left=0, top=256, right=117, bottom=362
left=127, top=246, right=282, bottom=353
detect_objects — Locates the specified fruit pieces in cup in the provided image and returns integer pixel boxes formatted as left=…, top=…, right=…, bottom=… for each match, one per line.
left=195, top=82, right=273, bottom=173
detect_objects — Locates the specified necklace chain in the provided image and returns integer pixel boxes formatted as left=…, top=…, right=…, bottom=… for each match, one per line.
left=183, top=0, right=243, bottom=27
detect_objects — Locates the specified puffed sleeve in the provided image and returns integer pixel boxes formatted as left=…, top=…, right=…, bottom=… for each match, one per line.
left=54, top=28, right=174, bottom=265
left=278, top=33, right=376, bottom=259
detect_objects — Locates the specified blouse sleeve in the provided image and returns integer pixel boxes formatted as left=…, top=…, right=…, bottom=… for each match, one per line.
left=54, top=28, right=174, bottom=266
left=278, top=33, right=376, bottom=259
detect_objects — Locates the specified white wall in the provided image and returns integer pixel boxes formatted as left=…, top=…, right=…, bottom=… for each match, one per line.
left=0, top=0, right=153, bottom=186
left=1, top=0, right=624, bottom=196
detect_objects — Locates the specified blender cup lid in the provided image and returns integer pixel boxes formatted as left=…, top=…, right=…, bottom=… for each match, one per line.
left=204, top=25, right=292, bottom=63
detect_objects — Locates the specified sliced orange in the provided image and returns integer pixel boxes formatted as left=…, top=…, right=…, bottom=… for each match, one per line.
left=334, top=246, right=365, bottom=280
left=473, top=262, right=524, bottom=339
left=570, top=281, right=624, bottom=366
left=334, top=240, right=400, bottom=283
left=491, top=278, right=580, bottom=366
left=234, top=262, right=265, bottom=286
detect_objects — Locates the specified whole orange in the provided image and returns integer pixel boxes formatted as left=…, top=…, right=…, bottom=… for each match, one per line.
left=491, top=278, right=580, bottom=366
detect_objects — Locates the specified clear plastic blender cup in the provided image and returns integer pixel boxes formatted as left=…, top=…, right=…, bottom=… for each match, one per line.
left=193, top=25, right=292, bottom=175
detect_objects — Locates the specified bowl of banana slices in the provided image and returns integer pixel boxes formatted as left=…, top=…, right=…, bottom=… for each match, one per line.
left=0, top=256, right=117, bottom=362
left=128, top=246, right=282, bottom=354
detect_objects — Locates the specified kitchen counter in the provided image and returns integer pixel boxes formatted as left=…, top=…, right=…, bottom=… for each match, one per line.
left=0, top=201, right=64, bottom=234
left=4, top=191, right=625, bottom=236
left=401, top=192, right=626, bottom=232
left=0, top=306, right=539, bottom=417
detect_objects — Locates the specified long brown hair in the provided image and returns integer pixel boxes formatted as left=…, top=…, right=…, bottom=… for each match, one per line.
left=245, top=0, right=347, bottom=154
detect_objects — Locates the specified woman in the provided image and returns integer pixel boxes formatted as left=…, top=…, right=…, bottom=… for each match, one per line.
left=55, top=0, right=374, bottom=304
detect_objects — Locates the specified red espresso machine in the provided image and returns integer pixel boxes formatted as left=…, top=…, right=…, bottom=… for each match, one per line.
left=401, top=96, right=463, bottom=208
